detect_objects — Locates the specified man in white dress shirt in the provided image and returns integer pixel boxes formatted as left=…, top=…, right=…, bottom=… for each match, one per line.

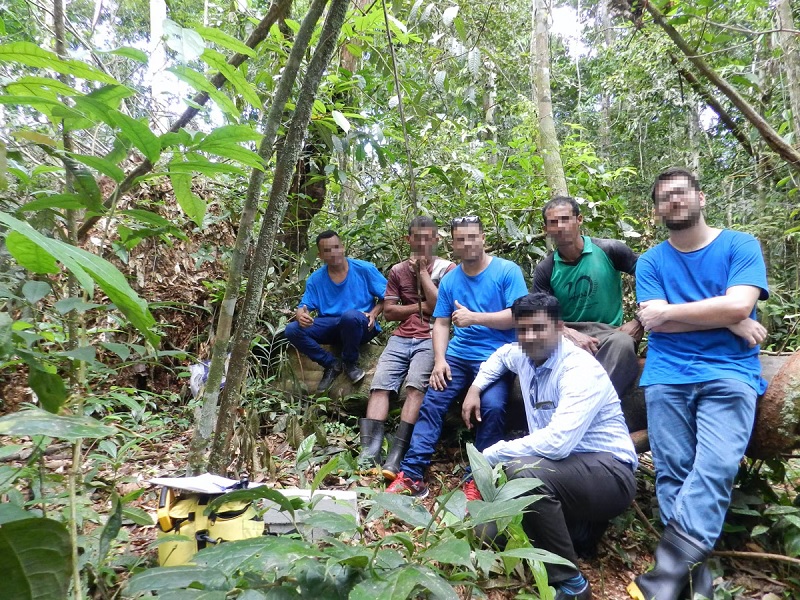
left=462, top=292, right=638, bottom=600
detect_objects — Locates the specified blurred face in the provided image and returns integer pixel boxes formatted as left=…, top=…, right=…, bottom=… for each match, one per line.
left=544, top=204, right=582, bottom=247
left=515, top=312, right=562, bottom=365
left=451, top=223, right=485, bottom=263
left=407, top=227, right=438, bottom=258
left=317, top=235, right=346, bottom=268
left=653, top=176, right=705, bottom=231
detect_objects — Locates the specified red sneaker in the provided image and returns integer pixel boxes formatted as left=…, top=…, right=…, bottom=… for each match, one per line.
left=385, top=471, right=429, bottom=498
left=463, top=479, right=482, bottom=502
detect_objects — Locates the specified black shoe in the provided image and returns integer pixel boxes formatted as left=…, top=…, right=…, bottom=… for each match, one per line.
left=358, top=418, right=385, bottom=465
left=382, top=420, right=414, bottom=481
left=344, top=363, right=365, bottom=383
left=317, top=362, right=343, bottom=392
left=628, top=521, right=710, bottom=600
left=555, top=581, right=592, bottom=600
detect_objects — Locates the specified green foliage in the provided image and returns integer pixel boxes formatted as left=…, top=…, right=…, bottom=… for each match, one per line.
left=0, top=517, right=72, bottom=600
left=123, top=443, right=560, bottom=599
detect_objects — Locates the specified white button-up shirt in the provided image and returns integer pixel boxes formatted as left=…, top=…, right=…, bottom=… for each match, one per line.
left=475, top=337, right=638, bottom=469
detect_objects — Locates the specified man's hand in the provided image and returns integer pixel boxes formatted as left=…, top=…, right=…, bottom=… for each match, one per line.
left=728, top=318, right=767, bottom=348
left=409, top=256, right=429, bottom=273
left=462, top=387, right=482, bottom=430
left=618, top=318, right=644, bottom=343
left=430, top=360, right=452, bottom=391
left=452, top=300, right=477, bottom=327
left=364, top=311, right=376, bottom=330
left=637, top=300, right=671, bottom=331
left=564, top=326, right=600, bottom=355
left=296, top=306, right=314, bottom=328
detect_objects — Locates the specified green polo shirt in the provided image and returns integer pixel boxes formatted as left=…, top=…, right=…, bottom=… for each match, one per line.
left=551, top=236, right=625, bottom=326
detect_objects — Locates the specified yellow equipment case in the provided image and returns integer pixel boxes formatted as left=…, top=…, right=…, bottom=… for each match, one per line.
left=155, top=485, right=264, bottom=566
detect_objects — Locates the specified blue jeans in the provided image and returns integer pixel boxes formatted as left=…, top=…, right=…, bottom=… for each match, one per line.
left=645, top=379, right=757, bottom=548
left=284, top=310, right=378, bottom=368
left=400, top=355, right=513, bottom=481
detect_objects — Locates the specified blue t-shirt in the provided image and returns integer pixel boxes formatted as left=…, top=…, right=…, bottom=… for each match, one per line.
left=636, top=229, right=769, bottom=393
left=433, top=256, right=528, bottom=362
left=299, top=258, right=387, bottom=328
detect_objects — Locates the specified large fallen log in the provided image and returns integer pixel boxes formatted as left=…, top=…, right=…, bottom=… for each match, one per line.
left=279, top=344, right=800, bottom=459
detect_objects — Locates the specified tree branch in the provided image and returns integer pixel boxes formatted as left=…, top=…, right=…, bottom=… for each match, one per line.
left=645, top=1, right=800, bottom=172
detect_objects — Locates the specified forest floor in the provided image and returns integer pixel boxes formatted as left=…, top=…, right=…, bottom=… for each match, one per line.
left=6, top=406, right=789, bottom=600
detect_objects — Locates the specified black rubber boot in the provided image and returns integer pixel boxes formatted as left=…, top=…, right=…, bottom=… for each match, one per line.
left=682, top=560, right=713, bottom=600
left=381, top=421, right=414, bottom=481
left=627, top=521, right=710, bottom=600
left=358, top=418, right=385, bottom=465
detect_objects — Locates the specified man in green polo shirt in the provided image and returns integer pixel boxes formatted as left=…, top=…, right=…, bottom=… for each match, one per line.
left=533, top=196, right=642, bottom=397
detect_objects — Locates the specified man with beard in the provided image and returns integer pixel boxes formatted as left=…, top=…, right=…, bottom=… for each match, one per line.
left=534, top=196, right=642, bottom=397
left=628, top=168, right=769, bottom=600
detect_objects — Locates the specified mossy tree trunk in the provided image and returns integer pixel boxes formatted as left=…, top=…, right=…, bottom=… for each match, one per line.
left=208, top=0, right=351, bottom=473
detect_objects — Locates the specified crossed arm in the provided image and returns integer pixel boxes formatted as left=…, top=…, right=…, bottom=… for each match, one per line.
left=637, top=285, right=766, bottom=347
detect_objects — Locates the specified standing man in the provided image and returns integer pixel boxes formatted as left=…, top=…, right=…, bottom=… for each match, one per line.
left=629, top=168, right=768, bottom=600
left=463, top=293, right=637, bottom=600
left=358, top=216, right=455, bottom=479
left=386, top=216, right=528, bottom=498
left=534, top=196, right=642, bottom=397
left=284, top=230, right=387, bottom=393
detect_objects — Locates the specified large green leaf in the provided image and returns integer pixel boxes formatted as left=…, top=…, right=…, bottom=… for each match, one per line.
left=163, top=19, right=205, bottom=62
left=419, top=537, right=472, bottom=568
left=194, top=25, right=256, bottom=57
left=193, top=537, right=321, bottom=576
left=68, top=153, right=125, bottom=183
left=467, top=496, right=539, bottom=525
left=168, top=66, right=240, bottom=118
left=201, top=49, right=262, bottom=109
left=0, top=42, right=117, bottom=84
left=0, top=408, right=115, bottom=440
left=466, top=443, right=497, bottom=501
left=0, top=517, right=71, bottom=600
left=126, top=566, right=229, bottom=594
left=0, top=212, right=160, bottom=346
left=19, top=193, right=96, bottom=212
left=170, top=173, right=206, bottom=226
left=98, top=498, right=122, bottom=563
left=107, top=110, right=161, bottom=164
left=27, top=366, right=67, bottom=413
left=501, top=546, right=576, bottom=569
left=194, top=142, right=264, bottom=171
left=5, top=231, right=59, bottom=273
left=196, top=125, right=263, bottom=146
left=372, top=493, right=433, bottom=529
left=6, top=76, right=79, bottom=98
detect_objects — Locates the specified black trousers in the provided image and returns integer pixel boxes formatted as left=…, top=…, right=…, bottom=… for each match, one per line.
left=505, top=452, right=636, bottom=583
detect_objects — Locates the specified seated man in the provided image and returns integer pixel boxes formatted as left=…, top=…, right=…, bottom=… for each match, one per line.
left=534, top=196, right=642, bottom=397
left=358, top=216, right=455, bottom=478
left=284, top=230, right=387, bottom=392
left=463, top=293, right=638, bottom=600
left=386, top=215, right=528, bottom=498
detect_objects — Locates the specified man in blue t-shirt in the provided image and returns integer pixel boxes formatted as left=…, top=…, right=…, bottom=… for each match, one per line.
left=386, top=216, right=528, bottom=498
left=285, top=230, right=387, bottom=393
left=628, top=168, right=769, bottom=600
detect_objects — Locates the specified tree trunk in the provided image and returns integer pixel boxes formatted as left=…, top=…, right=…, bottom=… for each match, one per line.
left=187, top=0, right=328, bottom=474
left=208, top=0, right=350, bottom=474
left=598, top=0, right=612, bottom=157
left=644, top=1, right=800, bottom=172
left=148, top=0, right=169, bottom=132
left=531, top=0, right=568, bottom=197
left=776, top=0, right=800, bottom=144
